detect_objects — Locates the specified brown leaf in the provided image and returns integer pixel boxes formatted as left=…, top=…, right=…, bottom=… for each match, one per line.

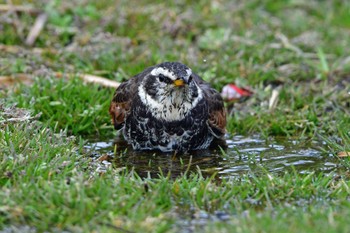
left=97, top=154, right=110, bottom=162
left=338, top=151, right=350, bottom=157
left=0, top=74, right=33, bottom=88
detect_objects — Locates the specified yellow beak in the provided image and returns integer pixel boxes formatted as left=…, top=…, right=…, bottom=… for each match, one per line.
left=173, top=79, right=185, bottom=87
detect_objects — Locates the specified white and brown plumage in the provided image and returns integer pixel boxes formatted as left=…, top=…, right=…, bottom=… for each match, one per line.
left=109, top=62, right=226, bottom=152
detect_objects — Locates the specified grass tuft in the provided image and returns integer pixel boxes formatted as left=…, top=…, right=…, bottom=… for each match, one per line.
left=9, top=77, right=114, bottom=136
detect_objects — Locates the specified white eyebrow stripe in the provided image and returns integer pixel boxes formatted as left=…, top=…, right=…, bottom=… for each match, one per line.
left=185, top=68, right=192, bottom=77
left=150, top=67, right=177, bottom=80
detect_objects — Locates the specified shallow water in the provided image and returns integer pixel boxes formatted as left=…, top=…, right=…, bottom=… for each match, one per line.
left=85, top=135, right=343, bottom=179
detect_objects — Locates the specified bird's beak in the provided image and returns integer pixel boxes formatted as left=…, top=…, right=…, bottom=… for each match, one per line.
left=173, top=79, right=185, bottom=87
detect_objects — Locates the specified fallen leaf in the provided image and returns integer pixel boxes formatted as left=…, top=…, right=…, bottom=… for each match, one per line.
left=98, top=154, right=110, bottom=162
left=0, top=74, right=33, bottom=88
left=338, top=151, right=350, bottom=157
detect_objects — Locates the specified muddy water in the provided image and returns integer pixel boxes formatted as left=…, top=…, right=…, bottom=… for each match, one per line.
left=85, top=135, right=343, bottom=178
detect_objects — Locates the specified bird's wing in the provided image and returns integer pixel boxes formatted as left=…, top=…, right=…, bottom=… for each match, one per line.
left=109, top=81, right=134, bottom=130
left=109, top=67, right=154, bottom=130
left=192, top=73, right=227, bottom=138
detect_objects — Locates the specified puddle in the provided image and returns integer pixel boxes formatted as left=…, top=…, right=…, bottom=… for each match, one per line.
left=85, top=135, right=344, bottom=179
left=84, top=134, right=347, bottom=232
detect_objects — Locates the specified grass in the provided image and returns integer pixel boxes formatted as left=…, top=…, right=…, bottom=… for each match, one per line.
left=1, top=0, right=350, bottom=232
left=11, top=77, right=114, bottom=136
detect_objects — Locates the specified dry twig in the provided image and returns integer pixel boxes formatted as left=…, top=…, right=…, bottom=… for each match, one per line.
left=25, top=13, right=48, bottom=46
left=0, top=44, right=58, bottom=54
left=75, top=73, right=120, bottom=88
left=269, top=88, right=280, bottom=111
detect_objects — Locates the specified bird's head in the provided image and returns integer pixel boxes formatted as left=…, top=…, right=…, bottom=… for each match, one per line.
left=150, top=62, right=193, bottom=88
left=138, top=62, right=203, bottom=120
left=141, top=62, right=199, bottom=102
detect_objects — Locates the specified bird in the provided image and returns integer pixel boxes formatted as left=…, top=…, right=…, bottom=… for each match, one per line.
left=109, top=62, right=226, bottom=152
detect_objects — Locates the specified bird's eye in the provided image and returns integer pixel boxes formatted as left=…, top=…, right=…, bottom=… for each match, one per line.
left=188, top=75, right=193, bottom=83
left=158, top=74, right=166, bottom=82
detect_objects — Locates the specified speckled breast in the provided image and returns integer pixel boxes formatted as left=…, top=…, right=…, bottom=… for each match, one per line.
left=123, top=97, right=213, bottom=152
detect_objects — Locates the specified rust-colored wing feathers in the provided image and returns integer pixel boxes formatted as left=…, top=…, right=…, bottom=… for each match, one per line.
left=209, top=107, right=226, bottom=137
left=109, top=101, right=129, bottom=130
left=109, top=82, right=132, bottom=130
left=206, top=88, right=227, bottom=138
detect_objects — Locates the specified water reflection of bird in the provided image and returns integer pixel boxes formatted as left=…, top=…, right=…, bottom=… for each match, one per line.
left=110, top=136, right=224, bottom=179
left=109, top=62, right=226, bottom=152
